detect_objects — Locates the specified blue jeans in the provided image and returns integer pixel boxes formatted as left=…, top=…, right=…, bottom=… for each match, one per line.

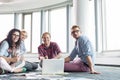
left=23, top=61, right=38, bottom=71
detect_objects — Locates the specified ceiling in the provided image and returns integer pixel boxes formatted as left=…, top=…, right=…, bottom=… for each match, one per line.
left=0, top=0, right=14, bottom=3
left=0, top=0, right=69, bottom=13
left=0, top=0, right=30, bottom=4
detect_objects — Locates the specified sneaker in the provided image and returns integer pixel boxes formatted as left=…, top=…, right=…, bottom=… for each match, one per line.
left=13, top=67, right=27, bottom=73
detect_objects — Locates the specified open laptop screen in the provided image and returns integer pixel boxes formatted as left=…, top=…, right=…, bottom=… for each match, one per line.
left=42, top=59, right=64, bottom=75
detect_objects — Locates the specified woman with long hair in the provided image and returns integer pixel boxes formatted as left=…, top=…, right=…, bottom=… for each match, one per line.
left=0, top=28, right=26, bottom=74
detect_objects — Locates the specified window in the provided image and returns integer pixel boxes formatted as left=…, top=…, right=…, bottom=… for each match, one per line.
left=17, top=14, right=22, bottom=30
left=50, top=7, right=67, bottom=52
left=105, top=0, right=120, bottom=50
left=32, top=12, right=41, bottom=53
left=0, top=14, right=14, bottom=41
left=23, top=14, right=32, bottom=52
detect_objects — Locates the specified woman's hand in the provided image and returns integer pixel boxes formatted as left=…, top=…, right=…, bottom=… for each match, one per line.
left=11, top=56, right=18, bottom=63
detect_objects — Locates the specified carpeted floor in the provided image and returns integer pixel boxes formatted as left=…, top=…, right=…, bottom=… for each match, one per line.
left=0, top=65, right=120, bottom=80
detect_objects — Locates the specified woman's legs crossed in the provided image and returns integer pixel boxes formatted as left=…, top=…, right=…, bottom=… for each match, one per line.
left=0, top=57, right=13, bottom=72
left=0, top=57, right=25, bottom=73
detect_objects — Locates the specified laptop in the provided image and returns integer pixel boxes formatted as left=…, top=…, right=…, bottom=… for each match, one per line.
left=42, top=59, right=64, bottom=75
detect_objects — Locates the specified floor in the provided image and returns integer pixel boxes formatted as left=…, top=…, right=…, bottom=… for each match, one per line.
left=24, top=52, right=120, bottom=66
left=0, top=65, right=120, bottom=80
left=96, top=51, right=120, bottom=66
left=0, top=53, right=120, bottom=80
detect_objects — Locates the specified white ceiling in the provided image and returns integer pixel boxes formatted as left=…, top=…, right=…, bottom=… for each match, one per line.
left=0, top=0, right=14, bottom=3
left=0, top=0, right=69, bottom=13
left=0, top=0, right=42, bottom=4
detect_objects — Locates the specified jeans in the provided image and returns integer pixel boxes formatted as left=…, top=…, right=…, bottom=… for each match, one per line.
left=23, top=61, right=38, bottom=71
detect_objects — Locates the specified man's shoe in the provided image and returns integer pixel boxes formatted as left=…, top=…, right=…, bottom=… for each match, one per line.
left=0, top=68, right=4, bottom=74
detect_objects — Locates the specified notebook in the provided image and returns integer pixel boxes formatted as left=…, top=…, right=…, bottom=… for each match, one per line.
left=42, top=59, right=64, bottom=75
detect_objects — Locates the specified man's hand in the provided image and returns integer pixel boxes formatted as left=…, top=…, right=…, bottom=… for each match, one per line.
left=90, top=69, right=101, bottom=74
left=39, top=56, right=46, bottom=60
left=86, top=56, right=100, bottom=74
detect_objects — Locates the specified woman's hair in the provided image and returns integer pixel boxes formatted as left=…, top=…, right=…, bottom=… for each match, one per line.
left=5, top=28, right=21, bottom=49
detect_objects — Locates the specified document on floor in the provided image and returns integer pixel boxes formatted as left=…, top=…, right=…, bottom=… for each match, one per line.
left=13, top=72, right=94, bottom=80
left=26, top=74, right=94, bottom=80
left=64, top=77, right=95, bottom=80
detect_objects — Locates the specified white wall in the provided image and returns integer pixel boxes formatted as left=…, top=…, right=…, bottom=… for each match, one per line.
left=73, top=0, right=96, bottom=50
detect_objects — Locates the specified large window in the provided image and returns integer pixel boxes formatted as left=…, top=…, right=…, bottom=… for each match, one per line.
left=15, top=6, right=70, bottom=53
left=0, top=4, right=72, bottom=54
left=23, top=14, right=32, bottom=52
left=0, top=14, right=14, bottom=41
left=16, top=14, right=22, bottom=30
left=50, top=7, right=67, bottom=52
left=105, top=0, right=120, bottom=50
left=32, top=12, right=41, bottom=53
